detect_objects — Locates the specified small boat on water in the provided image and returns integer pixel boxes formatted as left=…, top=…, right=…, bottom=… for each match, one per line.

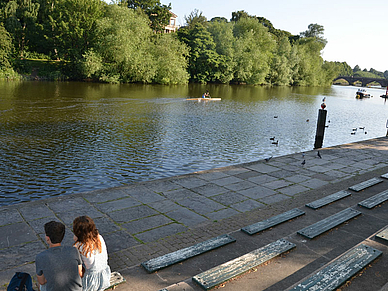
left=186, top=98, right=221, bottom=101
left=356, top=89, right=371, bottom=98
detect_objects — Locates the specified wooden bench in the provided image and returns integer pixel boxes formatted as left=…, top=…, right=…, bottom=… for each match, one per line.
left=192, top=239, right=295, bottom=290
left=348, top=177, right=383, bottom=192
left=105, top=272, right=126, bottom=290
left=297, top=208, right=361, bottom=239
left=358, top=189, right=388, bottom=209
left=375, top=227, right=388, bottom=243
left=141, top=234, right=236, bottom=273
left=306, top=190, right=351, bottom=209
left=241, top=208, right=305, bottom=235
left=289, top=244, right=382, bottom=290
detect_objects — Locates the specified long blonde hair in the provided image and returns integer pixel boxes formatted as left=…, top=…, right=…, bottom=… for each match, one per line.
left=73, top=216, right=102, bottom=257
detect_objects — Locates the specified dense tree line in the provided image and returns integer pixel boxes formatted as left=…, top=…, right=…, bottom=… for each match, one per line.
left=0, top=1, right=385, bottom=85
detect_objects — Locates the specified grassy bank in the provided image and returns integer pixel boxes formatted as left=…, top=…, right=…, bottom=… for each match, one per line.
left=1, top=59, right=68, bottom=81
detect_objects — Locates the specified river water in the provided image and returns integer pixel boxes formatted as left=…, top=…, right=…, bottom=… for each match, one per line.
left=1, top=81, right=387, bottom=206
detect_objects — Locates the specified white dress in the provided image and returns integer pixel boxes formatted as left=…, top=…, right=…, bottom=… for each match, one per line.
left=78, top=235, right=111, bottom=291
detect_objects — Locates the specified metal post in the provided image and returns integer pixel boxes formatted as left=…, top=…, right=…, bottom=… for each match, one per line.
left=314, top=109, right=327, bottom=149
left=386, top=119, right=388, bottom=137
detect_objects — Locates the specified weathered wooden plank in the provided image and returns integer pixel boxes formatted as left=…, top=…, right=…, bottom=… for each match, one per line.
left=141, top=234, right=236, bottom=273
left=348, top=177, right=383, bottom=192
left=297, top=208, right=362, bottom=239
left=105, top=272, right=126, bottom=290
left=192, top=239, right=295, bottom=290
left=241, top=208, right=305, bottom=235
left=376, top=227, right=388, bottom=242
left=381, top=173, right=388, bottom=179
left=290, top=244, right=382, bottom=291
left=358, top=189, right=388, bottom=209
left=306, top=190, right=351, bottom=209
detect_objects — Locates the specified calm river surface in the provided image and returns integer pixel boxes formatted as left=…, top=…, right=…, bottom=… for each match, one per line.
left=1, top=81, right=387, bottom=206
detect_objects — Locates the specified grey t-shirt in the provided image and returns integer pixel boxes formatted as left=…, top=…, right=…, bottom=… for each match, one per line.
left=36, top=246, right=82, bottom=291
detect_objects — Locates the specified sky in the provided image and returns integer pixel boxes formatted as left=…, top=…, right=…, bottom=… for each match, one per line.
left=167, top=0, right=388, bottom=72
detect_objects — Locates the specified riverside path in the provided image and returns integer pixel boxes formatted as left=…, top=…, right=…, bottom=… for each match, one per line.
left=1, top=137, right=388, bottom=290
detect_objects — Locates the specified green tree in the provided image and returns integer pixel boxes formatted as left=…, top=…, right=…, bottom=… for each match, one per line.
left=230, top=10, right=250, bottom=22
left=300, top=23, right=327, bottom=46
left=179, top=23, right=221, bottom=83
left=354, top=70, right=383, bottom=78
left=232, top=17, right=275, bottom=84
left=268, top=36, right=294, bottom=85
left=125, top=0, right=171, bottom=33
left=184, top=9, right=207, bottom=29
left=45, top=0, right=104, bottom=62
left=1, top=0, right=40, bottom=56
left=89, top=4, right=155, bottom=83
left=369, top=68, right=384, bottom=78
left=353, top=65, right=361, bottom=72
left=207, top=20, right=235, bottom=83
left=210, top=16, right=227, bottom=23
left=292, top=37, right=326, bottom=86
left=0, top=23, right=13, bottom=68
left=152, top=34, right=189, bottom=84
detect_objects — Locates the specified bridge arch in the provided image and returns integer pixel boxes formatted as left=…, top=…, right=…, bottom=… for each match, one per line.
left=333, top=76, right=388, bottom=87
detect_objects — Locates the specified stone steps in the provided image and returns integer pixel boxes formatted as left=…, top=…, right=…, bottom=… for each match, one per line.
left=154, top=175, right=388, bottom=291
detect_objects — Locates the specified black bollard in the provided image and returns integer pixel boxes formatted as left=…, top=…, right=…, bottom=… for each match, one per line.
left=314, top=109, right=327, bottom=149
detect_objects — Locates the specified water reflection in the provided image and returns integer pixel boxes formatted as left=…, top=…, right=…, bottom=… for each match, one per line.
left=0, top=81, right=387, bottom=205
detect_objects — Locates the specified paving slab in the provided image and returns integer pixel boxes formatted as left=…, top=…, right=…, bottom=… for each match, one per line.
left=82, top=188, right=128, bottom=203
left=0, top=209, right=23, bottom=226
left=0, top=223, right=38, bottom=249
left=107, top=205, right=158, bottom=223
left=122, top=215, right=173, bottom=234
left=166, top=208, right=208, bottom=227
left=95, top=197, right=142, bottom=212
left=210, top=192, right=248, bottom=206
left=239, top=185, right=276, bottom=199
left=231, top=199, right=265, bottom=212
left=190, top=184, right=228, bottom=197
left=178, top=196, right=225, bottom=214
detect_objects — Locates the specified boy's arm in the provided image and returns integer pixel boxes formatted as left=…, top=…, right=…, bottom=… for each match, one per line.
left=37, top=273, right=47, bottom=286
left=78, top=264, right=84, bottom=278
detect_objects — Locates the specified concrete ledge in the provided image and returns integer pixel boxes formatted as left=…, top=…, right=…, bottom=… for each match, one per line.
left=241, top=208, right=305, bottom=235
left=297, top=208, right=362, bottom=239
left=192, top=239, right=295, bottom=290
left=141, top=234, right=236, bottom=273
left=288, top=244, right=382, bottom=290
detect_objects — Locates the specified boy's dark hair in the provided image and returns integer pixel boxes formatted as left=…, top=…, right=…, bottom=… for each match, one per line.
left=44, top=221, right=65, bottom=244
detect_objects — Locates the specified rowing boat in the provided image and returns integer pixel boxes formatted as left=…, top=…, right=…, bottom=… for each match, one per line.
left=186, top=98, right=221, bottom=101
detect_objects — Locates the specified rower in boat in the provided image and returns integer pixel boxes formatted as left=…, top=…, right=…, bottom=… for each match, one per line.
left=202, top=90, right=210, bottom=98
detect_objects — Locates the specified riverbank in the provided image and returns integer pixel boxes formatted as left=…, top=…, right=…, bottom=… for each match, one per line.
left=1, top=137, right=388, bottom=290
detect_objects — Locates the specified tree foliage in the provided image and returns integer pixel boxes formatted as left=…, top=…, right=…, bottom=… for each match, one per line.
left=0, top=23, right=13, bottom=68
left=2, top=3, right=384, bottom=86
left=125, top=0, right=171, bottom=33
left=0, top=0, right=40, bottom=56
left=80, top=5, right=188, bottom=84
left=184, top=9, right=207, bottom=29
left=300, top=23, right=327, bottom=46
left=45, top=0, right=104, bottom=62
